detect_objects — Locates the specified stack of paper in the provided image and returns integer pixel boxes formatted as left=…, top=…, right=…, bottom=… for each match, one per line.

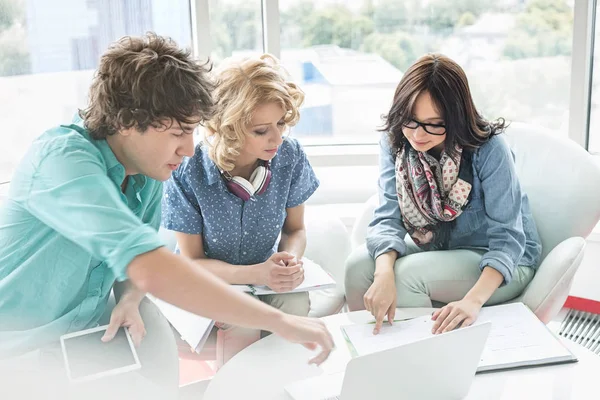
left=341, top=302, right=577, bottom=373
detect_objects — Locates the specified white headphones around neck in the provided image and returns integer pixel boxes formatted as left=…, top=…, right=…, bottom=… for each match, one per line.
left=222, top=161, right=272, bottom=201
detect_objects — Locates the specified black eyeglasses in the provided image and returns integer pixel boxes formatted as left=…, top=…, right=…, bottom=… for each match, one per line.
left=402, top=119, right=446, bottom=136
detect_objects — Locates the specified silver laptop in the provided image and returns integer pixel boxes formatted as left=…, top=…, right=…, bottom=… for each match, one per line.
left=285, top=321, right=491, bottom=400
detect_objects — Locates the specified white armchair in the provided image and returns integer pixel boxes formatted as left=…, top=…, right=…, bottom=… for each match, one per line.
left=351, top=123, right=600, bottom=323
left=303, top=207, right=351, bottom=317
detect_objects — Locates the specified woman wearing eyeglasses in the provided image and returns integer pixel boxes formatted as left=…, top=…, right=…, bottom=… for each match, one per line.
left=345, top=54, right=542, bottom=336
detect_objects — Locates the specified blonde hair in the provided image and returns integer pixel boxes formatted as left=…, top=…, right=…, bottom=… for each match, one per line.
left=204, top=53, right=305, bottom=172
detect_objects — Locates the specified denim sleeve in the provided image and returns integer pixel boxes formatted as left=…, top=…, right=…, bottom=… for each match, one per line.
left=161, top=162, right=204, bottom=235
left=476, top=135, right=526, bottom=285
left=26, top=146, right=164, bottom=282
left=366, top=135, right=408, bottom=260
left=286, top=139, right=320, bottom=208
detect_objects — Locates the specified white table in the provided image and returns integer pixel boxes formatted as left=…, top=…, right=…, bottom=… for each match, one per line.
left=204, top=308, right=600, bottom=400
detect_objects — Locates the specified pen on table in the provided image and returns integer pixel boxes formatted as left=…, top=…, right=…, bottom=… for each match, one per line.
left=369, top=312, right=436, bottom=325
left=368, top=317, right=415, bottom=324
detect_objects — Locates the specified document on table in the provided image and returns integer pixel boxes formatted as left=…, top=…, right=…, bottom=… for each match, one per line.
left=341, top=302, right=577, bottom=372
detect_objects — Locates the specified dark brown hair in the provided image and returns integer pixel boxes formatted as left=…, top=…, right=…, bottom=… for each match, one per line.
left=80, top=32, right=215, bottom=140
left=380, top=53, right=506, bottom=157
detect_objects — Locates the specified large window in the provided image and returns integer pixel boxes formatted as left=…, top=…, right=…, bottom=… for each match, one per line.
left=0, top=0, right=589, bottom=183
left=279, top=0, right=574, bottom=144
left=0, top=0, right=192, bottom=182
left=589, top=1, right=600, bottom=155
left=209, top=0, right=262, bottom=62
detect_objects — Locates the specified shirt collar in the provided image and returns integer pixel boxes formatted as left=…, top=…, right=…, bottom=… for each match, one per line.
left=71, top=114, right=147, bottom=192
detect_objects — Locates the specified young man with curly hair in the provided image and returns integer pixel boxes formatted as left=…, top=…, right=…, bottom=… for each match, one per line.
left=0, top=33, right=333, bottom=399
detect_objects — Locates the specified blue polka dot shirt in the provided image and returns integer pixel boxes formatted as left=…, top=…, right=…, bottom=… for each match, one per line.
left=161, top=138, right=319, bottom=265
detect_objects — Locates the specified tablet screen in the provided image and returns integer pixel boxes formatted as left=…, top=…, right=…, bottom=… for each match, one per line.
left=61, top=326, right=139, bottom=381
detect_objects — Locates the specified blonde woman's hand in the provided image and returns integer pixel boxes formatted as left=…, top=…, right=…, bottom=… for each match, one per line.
left=254, top=252, right=304, bottom=292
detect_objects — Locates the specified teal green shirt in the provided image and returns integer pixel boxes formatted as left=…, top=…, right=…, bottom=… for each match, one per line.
left=0, top=116, right=164, bottom=358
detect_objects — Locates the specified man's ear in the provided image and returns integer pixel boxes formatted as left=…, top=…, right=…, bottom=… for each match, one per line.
left=117, top=125, right=136, bottom=137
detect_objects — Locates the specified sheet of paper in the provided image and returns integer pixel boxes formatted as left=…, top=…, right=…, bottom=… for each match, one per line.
left=252, top=258, right=336, bottom=295
left=341, top=303, right=574, bottom=371
left=147, top=295, right=215, bottom=352
left=341, top=315, right=436, bottom=355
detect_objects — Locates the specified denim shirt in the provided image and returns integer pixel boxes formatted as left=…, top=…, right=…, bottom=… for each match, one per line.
left=162, top=137, right=319, bottom=265
left=367, top=133, right=542, bottom=285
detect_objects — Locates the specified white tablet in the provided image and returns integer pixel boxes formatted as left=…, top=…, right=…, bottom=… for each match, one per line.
left=60, top=324, right=141, bottom=383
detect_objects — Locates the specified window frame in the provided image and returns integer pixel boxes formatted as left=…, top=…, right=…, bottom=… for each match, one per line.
left=192, top=0, right=596, bottom=167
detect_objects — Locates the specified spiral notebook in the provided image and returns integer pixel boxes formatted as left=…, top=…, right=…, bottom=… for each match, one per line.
left=341, top=302, right=577, bottom=373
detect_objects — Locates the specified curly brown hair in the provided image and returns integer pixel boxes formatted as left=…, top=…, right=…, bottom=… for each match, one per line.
left=80, top=32, right=215, bottom=140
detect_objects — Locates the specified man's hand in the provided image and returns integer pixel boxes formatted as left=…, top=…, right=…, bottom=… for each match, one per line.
left=271, top=314, right=335, bottom=365
left=102, top=299, right=146, bottom=347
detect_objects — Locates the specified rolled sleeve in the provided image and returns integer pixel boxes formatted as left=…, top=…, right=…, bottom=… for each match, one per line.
left=285, top=139, right=320, bottom=208
left=480, top=250, right=515, bottom=285
left=26, top=146, right=164, bottom=282
left=161, top=165, right=204, bottom=234
left=476, top=136, right=526, bottom=285
left=366, top=135, right=408, bottom=260
left=105, top=224, right=164, bottom=281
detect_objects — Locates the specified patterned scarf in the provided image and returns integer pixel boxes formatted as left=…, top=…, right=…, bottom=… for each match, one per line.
left=395, top=142, right=472, bottom=250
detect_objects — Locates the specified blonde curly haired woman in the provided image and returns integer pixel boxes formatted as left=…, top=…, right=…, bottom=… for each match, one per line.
left=162, top=54, right=319, bottom=366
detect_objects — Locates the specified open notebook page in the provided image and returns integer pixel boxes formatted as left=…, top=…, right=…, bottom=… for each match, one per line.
left=476, top=303, right=575, bottom=371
